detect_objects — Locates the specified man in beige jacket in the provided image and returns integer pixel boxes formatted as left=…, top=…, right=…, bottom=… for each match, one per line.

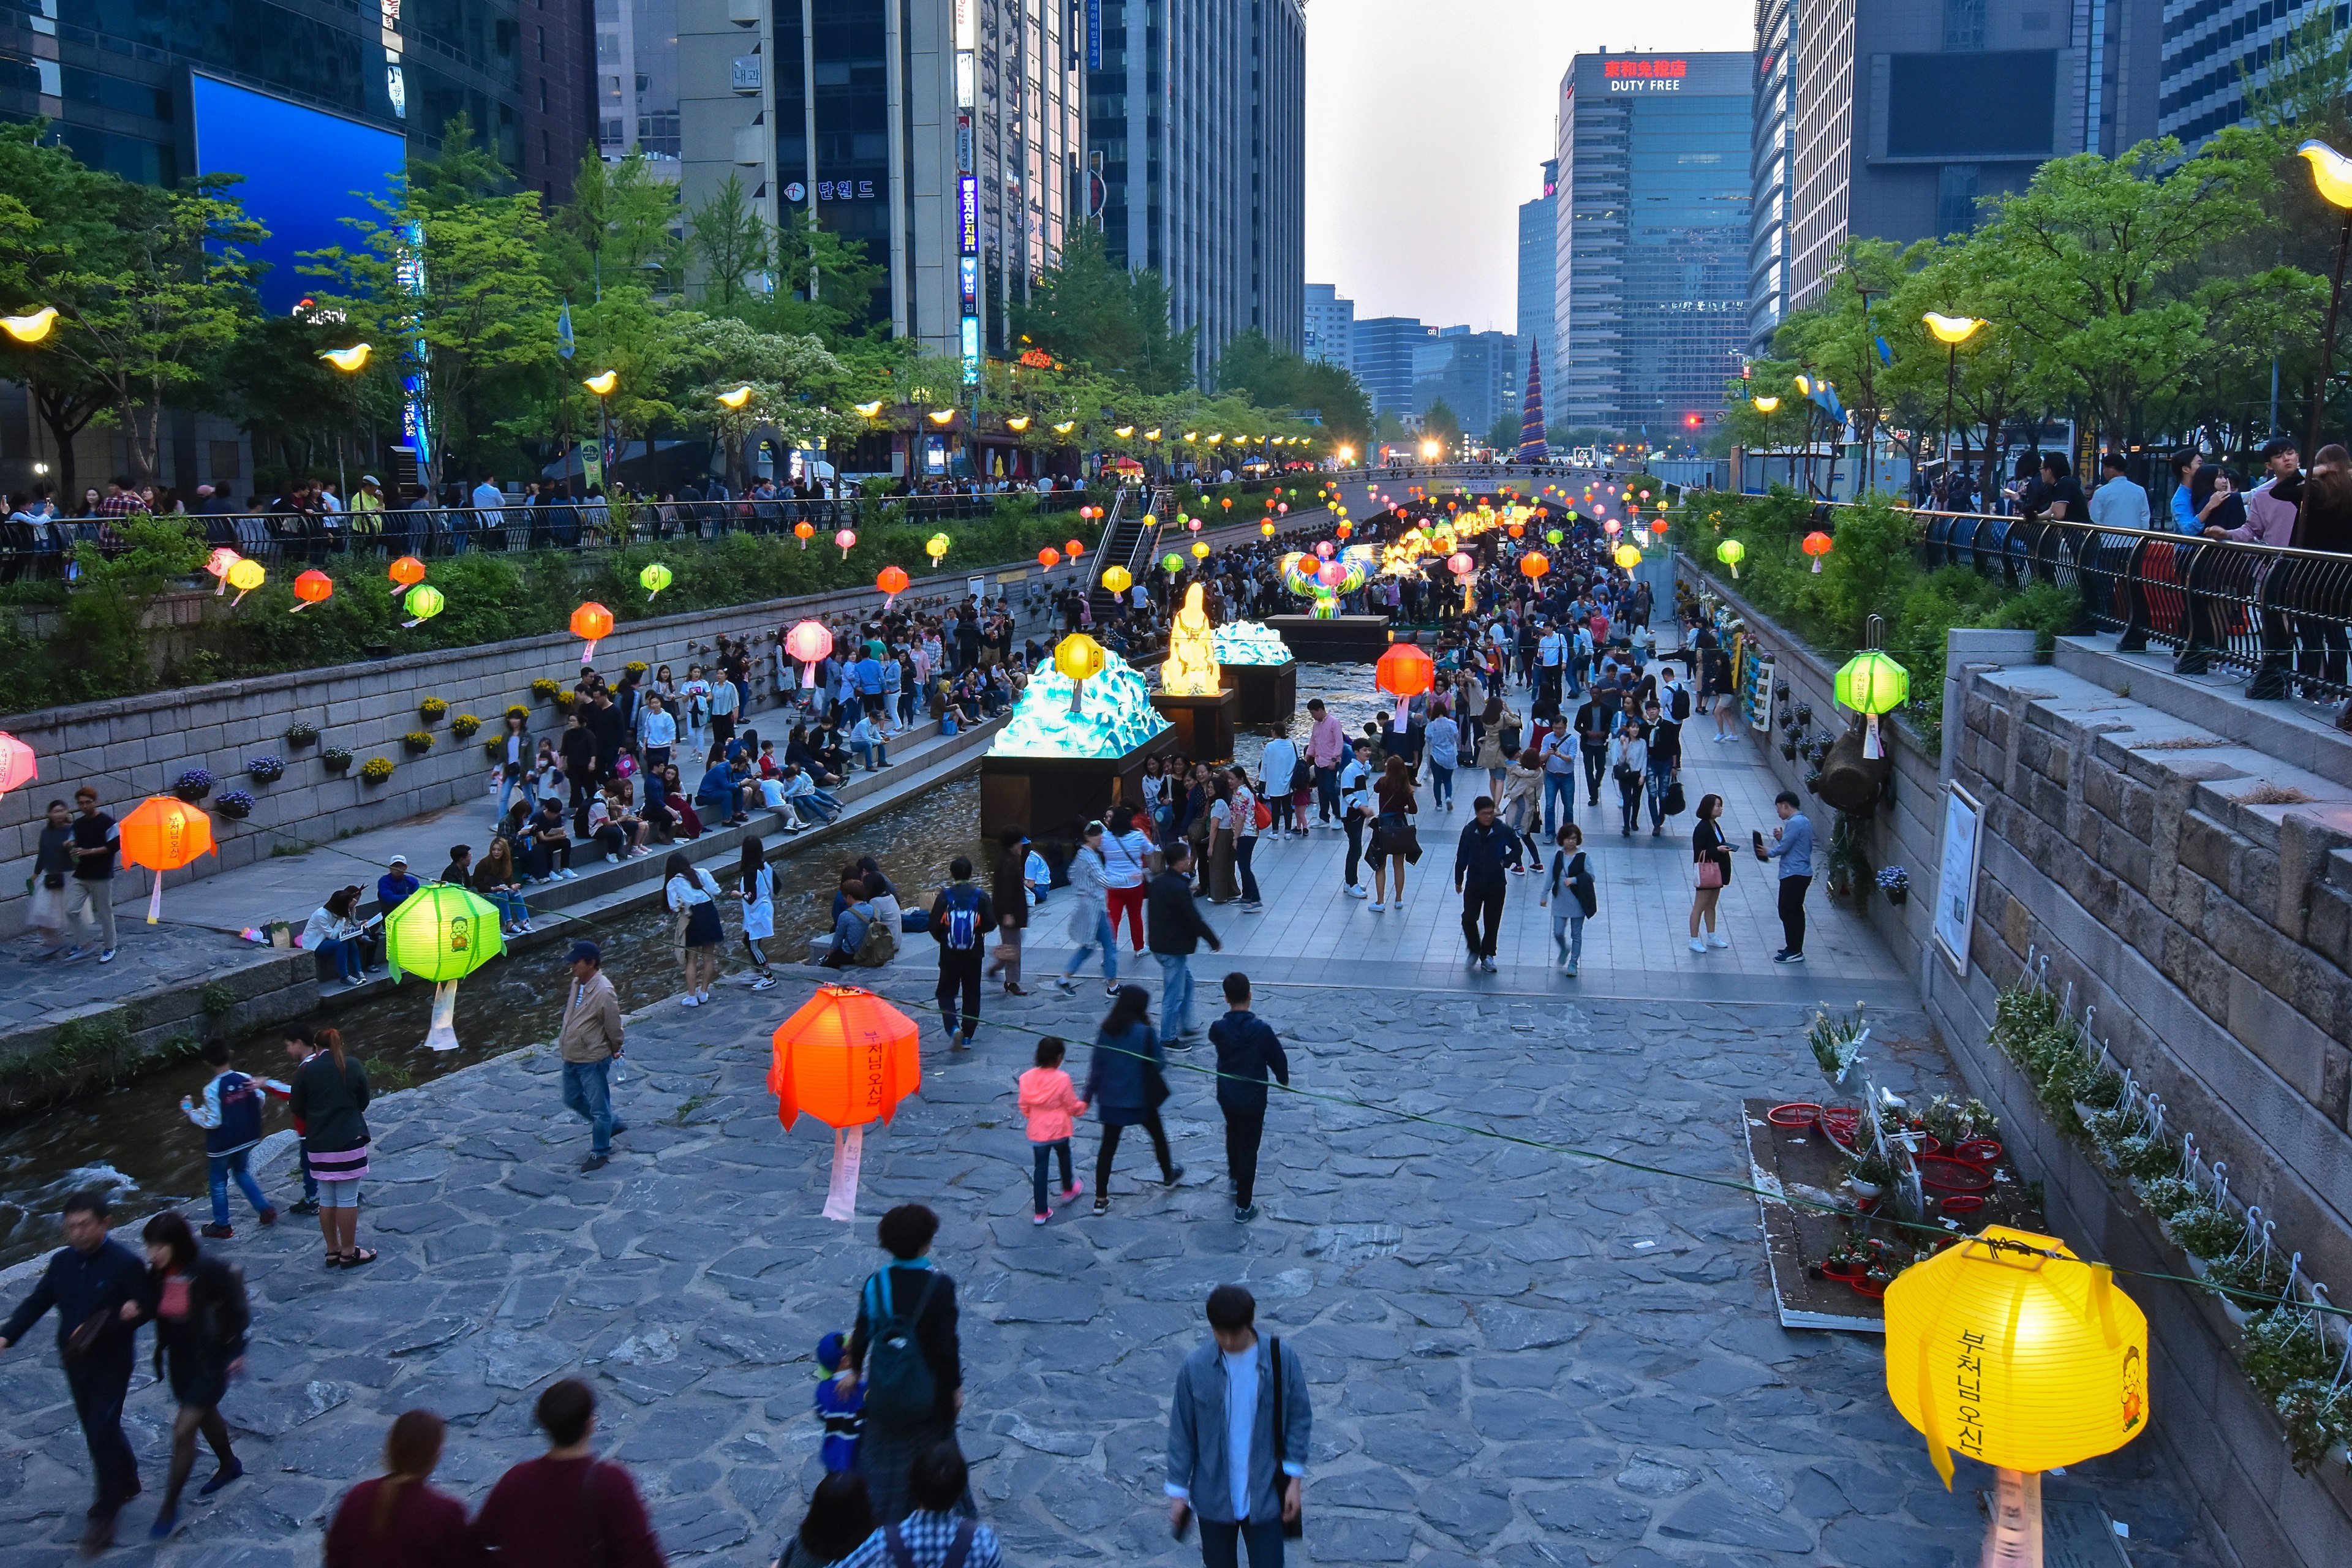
left=560, top=940, right=627, bottom=1172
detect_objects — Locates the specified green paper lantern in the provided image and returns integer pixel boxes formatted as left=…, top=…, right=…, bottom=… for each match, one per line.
left=402, top=584, right=445, bottom=625
left=384, top=884, right=506, bottom=1050
left=1716, top=538, right=1745, bottom=578
left=1161, top=551, right=1183, bottom=573
left=1836, top=650, right=1910, bottom=716
left=1545, top=528, right=1564, bottom=546
left=640, top=562, right=674, bottom=599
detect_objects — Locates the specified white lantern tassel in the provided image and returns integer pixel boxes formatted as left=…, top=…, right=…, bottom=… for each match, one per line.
left=823, top=1124, right=865, bottom=1221
left=424, top=979, right=461, bottom=1051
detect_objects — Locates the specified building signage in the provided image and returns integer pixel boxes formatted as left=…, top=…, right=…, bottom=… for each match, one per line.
left=783, top=181, right=806, bottom=202
left=960, top=254, right=979, bottom=311
left=961, top=317, right=981, bottom=385
left=1087, top=0, right=1101, bottom=69
left=959, top=175, right=979, bottom=252
left=1605, top=58, right=1687, bottom=91
left=958, top=111, right=973, bottom=174
left=816, top=179, right=876, bottom=200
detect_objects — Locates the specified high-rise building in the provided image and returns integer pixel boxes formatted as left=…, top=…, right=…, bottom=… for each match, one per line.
left=1516, top=159, right=1558, bottom=405
left=1412, top=330, right=1520, bottom=439
left=680, top=0, right=1082, bottom=368
left=1554, top=51, right=1752, bottom=441
left=1352, top=315, right=1433, bottom=417
left=598, top=0, right=683, bottom=173
left=1748, top=0, right=1796, bottom=355
left=1304, top=282, right=1354, bottom=368
left=1087, top=0, right=1306, bottom=380
left=1785, top=0, right=2160, bottom=315
left=2160, top=0, right=2315, bottom=149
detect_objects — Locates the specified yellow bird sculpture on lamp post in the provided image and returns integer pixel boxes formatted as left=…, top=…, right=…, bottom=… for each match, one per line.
left=2299, top=140, right=2352, bottom=454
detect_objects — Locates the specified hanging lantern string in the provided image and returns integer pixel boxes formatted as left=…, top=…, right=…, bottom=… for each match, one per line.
left=908, top=1003, right=2351, bottom=1321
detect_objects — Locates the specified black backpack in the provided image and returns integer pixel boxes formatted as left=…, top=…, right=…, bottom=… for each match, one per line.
left=860, top=1268, right=942, bottom=1424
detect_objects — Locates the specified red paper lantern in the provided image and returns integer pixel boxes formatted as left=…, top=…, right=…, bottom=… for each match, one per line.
left=1375, top=643, right=1436, bottom=725
left=875, top=565, right=910, bottom=606
left=1038, top=547, right=1061, bottom=569
left=1065, top=538, right=1084, bottom=559
left=292, top=569, right=334, bottom=611
left=571, top=601, right=614, bottom=664
left=769, top=986, right=922, bottom=1129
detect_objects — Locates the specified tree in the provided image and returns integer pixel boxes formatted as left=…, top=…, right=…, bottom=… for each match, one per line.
left=1486, top=410, right=1520, bottom=452
left=1422, top=398, right=1462, bottom=447
left=552, top=148, right=685, bottom=299
left=1009, top=226, right=1195, bottom=393
left=687, top=173, right=771, bottom=314
left=1212, top=328, right=1372, bottom=446
left=0, top=124, right=121, bottom=498
left=677, top=315, right=852, bottom=488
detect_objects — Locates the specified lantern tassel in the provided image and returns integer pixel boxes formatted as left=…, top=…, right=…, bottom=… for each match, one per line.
left=213, top=576, right=227, bottom=597
left=1394, top=697, right=1410, bottom=728
left=230, top=589, right=251, bottom=607
left=402, top=614, right=428, bottom=628
left=1981, top=1469, right=2043, bottom=1568
left=1069, top=678, right=1085, bottom=716
left=424, top=979, right=461, bottom=1052
left=147, top=867, right=164, bottom=925
left=1864, top=712, right=1883, bottom=761
left=290, top=600, right=312, bottom=614
left=581, top=639, right=598, bottom=666
left=822, top=1124, right=865, bottom=1221
left=1729, top=561, right=1738, bottom=579
left=1811, top=556, right=1822, bottom=574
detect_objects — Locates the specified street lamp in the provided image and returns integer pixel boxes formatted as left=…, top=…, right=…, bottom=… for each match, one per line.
left=584, top=371, right=618, bottom=488
left=1923, top=313, right=1986, bottom=503
left=0, top=305, right=58, bottom=344
left=319, top=343, right=374, bottom=499
left=2299, top=140, right=2352, bottom=454
left=1751, top=395, right=1780, bottom=412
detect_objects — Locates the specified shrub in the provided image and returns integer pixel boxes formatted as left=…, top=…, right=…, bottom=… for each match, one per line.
left=401, top=730, right=434, bottom=754
left=359, top=756, right=395, bottom=783
left=418, top=696, right=449, bottom=723
left=245, top=754, right=285, bottom=784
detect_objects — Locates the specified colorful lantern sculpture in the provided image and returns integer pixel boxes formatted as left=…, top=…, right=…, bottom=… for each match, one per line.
left=875, top=565, right=910, bottom=608
left=0, top=731, right=36, bottom=798
left=794, top=521, right=816, bottom=548
left=786, top=619, right=835, bottom=687
left=835, top=528, right=857, bottom=559
left=119, top=796, right=216, bottom=924
left=1803, top=530, right=1834, bottom=573
left=1518, top=551, right=1550, bottom=582
left=1102, top=565, right=1133, bottom=595
left=1375, top=643, right=1436, bottom=727
left=388, top=556, right=427, bottom=589
left=1884, top=1226, right=2147, bottom=1565
left=204, top=548, right=241, bottom=597
left=402, top=584, right=445, bottom=628
left=1055, top=630, right=1109, bottom=712
left=1717, top=538, right=1746, bottom=578
left=291, top=569, right=334, bottom=612
left=383, top=883, right=507, bottom=1050
left=225, top=557, right=266, bottom=606
left=1836, top=650, right=1910, bottom=760
left=641, top=562, right=674, bottom=600
left=1161, top=551, right=1183, bottom=575
left=926, top=532, right=951, bottom=565
left=570, top=601, right=614, bottom=664
left=771, top=986, right=923, bottom=1220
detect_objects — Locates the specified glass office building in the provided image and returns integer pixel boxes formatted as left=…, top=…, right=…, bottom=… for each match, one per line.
left=1515, top=159, right=1556, bottom=412
left=1554, top=51, right=1752, bottom=442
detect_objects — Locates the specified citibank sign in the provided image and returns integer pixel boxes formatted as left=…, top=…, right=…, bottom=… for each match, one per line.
left=1605, top=58, right=1686, bottom=91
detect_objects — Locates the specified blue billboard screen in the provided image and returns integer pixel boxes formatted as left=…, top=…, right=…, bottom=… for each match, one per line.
left=189, top=75, right=407, bottom=315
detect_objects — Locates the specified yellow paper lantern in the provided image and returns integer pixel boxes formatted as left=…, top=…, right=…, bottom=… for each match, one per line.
left=925, top=532, right=951, bottom=564
left=1884, top=1226, right=2148, bottom=1489
left=1101, top=565, right=1133, bottom=595
left=1613, top=544, right=1642, bottom=570
left=1054, top=630, right=1108, bottom=712
left=1190, top=541, right=1210, bottom=559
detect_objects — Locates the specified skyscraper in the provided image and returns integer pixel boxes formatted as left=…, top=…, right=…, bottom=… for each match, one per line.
left=1785, top=0, right=2160, bottom=314
left=2160, top=1, right=2314, bottom=149
left=1305, top=283, right=1355, bottom=368
left=1516, top=159, right=1558, bottom=409
left=1748, top=0, right=1796, bottom=356
left=1412, top=330, right=1520, bottom=440
left=1352, top=315, right=1433, bottom=417
left=598, top=0, right=683, bottom=172
left=1087, top=0, right=1306, bottom=380
left=1554, top=51, right=1752, bottom=442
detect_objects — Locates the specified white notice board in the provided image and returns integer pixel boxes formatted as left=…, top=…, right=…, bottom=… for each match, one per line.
left=1934, top=783, right=1982, bottom=978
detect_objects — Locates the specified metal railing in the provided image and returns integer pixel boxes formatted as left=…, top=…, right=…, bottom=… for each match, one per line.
left=1890, top=505, right=2352, bottom=702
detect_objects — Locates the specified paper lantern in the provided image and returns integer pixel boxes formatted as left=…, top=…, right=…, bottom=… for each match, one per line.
left=1546, top=528, right=1564, bottom=546
left=1276, top=502, right=1289, bottom=515
left=1508, top=523, right=1525, bottom=538
left=1837, top=650, right=1911, bottom=760
left=926, top=532, right=951, bottom=564
left=1651, top=518, right=1670, bottom=537
left=0, top=731, right=36, bottom=797
left=119, top=796, right=216, bottom=924
left=1221, top=497, right=1232, bottom=510
left=1161, top=551, right=1183, bottom=574
left=1316, top=559, right=1347, bottom=588
left=1038, top=546, right=1061, bottom=570
left=1602, top=517, right=1621, bottom=537
left=1065, top=538, right=1084, bottom=559
left=1376, top=642, right=1436, bottom=726
left=1884, top=1225, right=2147, bottom=1494
left=835, top=528, right=857, bottom=559
left=1803, top=530, right=1834, bottom=573
left=204, top=548, right=241, bottom=596
left=1717, top=538, right=1745, bottom=578
left=1614, top=545, right=1643, bottom=570
left=641, top=562, right=674, bottom=600
left=769, top=985, right=922, bottom=1220
left=794, top=520, right=815, bottom=548
left=1187, top=517, right=1202, bottom=533
left=875, top=565, right=909, bottom=608
left=1447, top=551, right=1474, bottom=578
left=1261, top=521, right=1276, bottom=537
left=570, top=601, right=614, bottom=665
left=1191, top=541, right=1210, bottom=559
left=388, top=555, right=426, bottom=589
left=1518, top=551, right=1550, bottom=582
left=383, top=883, right=507, bottom=1050
left=291, top=569, right=334, bottom=612
left=402, top=584, right=445, bottom=627
left=785, top=619, right=835, bottom=687
left=1335, top=521, right=1352, bottom=538
left=1101, top=565, right=1133, bottom=594
left=1055, top=630, right=1108, bottom=711
left=225, top=557, right=266, bottom=605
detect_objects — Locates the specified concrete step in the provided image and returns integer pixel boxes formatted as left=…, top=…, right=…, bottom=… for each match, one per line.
left=2055, top=633, right=2352, bottom=791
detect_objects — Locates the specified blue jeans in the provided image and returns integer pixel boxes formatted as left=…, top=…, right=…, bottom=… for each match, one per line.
left=208, top=1147, right=271, bottom=1226
left=1542, top=772, right=1577, bottom=835
left=1552, top=911, right=1585, bottom=968
left=1646, top=766, right=1675, bottom=828
left=800, top=788, right=843, bottom=821
left=1430, top=764, right=1453, bottom=809
left=1066, top=909, right=1119, bottom=981
left=1200, top=1517, right=1285, bottom=1568
left=855, top=739, right=889, bottom=770
left=1031, top=1139, right=1074, bottom=1213
left=1157, top=952, right=1194, bottom=1041
left=562, top=1057, right=614, bottom=1156
left=486, top=888, right=527, bottom=927
left=497, top=766, right=538, bottom=820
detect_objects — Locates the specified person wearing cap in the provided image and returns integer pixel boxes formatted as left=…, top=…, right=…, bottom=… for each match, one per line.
left=377, top=855, right=419, bottom=916
left=351, top=473, right=385, bottom=536
left=557, top=941, right=627, bottom=1172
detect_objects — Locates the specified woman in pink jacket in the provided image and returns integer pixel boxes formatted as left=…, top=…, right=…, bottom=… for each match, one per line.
left=1019, top=1038, right=1088, bottom=1224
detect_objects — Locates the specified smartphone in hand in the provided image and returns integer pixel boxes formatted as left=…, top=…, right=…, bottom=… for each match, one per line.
left=1171, top=1502, right=1193, bottom=1542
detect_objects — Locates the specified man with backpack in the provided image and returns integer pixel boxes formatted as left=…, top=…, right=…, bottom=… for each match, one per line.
left=833, top=1446, right=1002, bottom=1567
left=929, top=858, right=995, bottom=1051
left=842, top=1205, right=970, bottom=1531
left=1166, top=1284, right=1310, bottom=1567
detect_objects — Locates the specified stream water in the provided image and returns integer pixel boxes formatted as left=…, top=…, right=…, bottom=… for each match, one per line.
left=0, top=668, right=1396, bottom=1268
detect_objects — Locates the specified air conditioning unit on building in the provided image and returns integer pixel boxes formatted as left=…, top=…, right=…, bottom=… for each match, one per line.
left=729, top=0, right=761, bottom=25
left=734, top=125, right=766, bottom=165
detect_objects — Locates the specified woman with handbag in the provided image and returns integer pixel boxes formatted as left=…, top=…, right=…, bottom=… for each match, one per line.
left=1608, top=720, right=1648, bottom=838
left=1365, top=756, right=1420, bottom=913
left=1689, top=792, right=1733, bottom=954
left=126, top=1212, right=247, bottom=1539
left=1084, top=986, right=1182, bottom=1214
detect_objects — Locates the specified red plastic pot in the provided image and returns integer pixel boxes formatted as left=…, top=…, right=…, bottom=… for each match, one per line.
left=1953, top=1137, right=2003, bottom=1167
left=1819, top=1259, right=1866, bottom=1280
left=1849, top=1276, right=1890, bottom=1300
left=1768, top=1102, right=1821, bottom=1128
left=1939, top=1194, right=1987, bottom=1216
left=1919, top=1155, right=1995, bottom=1193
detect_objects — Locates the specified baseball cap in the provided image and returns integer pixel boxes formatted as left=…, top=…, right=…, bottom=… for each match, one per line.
left=388, top=854, right=408, bottom=867
left=567, top=940, right=602, bottom=966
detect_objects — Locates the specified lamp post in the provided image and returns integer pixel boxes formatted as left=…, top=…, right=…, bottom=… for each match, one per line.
left=1923, top=314, right=1986, bottom=506
left=2298, top=142, right=2352, bottom=456
left=583, top=371, right=618, bottom=489
left=318, top=344, right=373, bottom=506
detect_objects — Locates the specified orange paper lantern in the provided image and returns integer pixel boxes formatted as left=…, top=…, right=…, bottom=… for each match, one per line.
left=794, top=520, right=816, bottom=547
left=570, top=601, right=614, bottom=664
left=292, top=569, right=334, bottom=611
left=1038, top=547, right=1061, bottom=569
left=875, top=565, right=910, bottom=606
left=1803, top=530, right=1835, bottom=573
left=388, top=556, right=427, bottom=588
left=1376, top=642, right=1436, bottom=725
left=770, top=986, right=924, bottom=1221
left=1520, top=551, right=1551, bottom=581
left=119, top=795, right=217, bottom=924
left=1065, top=538, right=1084, bottom=559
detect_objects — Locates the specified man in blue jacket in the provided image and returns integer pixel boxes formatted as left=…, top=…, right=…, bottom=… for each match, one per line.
left=1167, top=1284, right=1310, bottom=1567
left=0, top=1191, right=149, bottom=1552
left=1207, top=973, right=1291, bottom=1223
left=1453, top=795, right=1523, bottom=973
left=1762, top=790, right=1814, bottom=964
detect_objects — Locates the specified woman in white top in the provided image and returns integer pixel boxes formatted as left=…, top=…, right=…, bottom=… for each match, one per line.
left=1101, top=804, right=1155, bottom=955
left=497, top=712, right=535, bottom=820
left=301, top=888, right=371, bottom=986
left=737, top=838, right=777, bottom=991
left=663, top=850, right=725, bottom=1005
left=1608, top=720, right=1649, bottom=839
left=678, top=668, right=712, bottom=756
left=1227, top=764, right=1262, bottom=910
left=1053, top=821, right=1121, bottom=995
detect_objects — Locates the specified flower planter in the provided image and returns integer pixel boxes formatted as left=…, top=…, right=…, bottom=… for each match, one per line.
left=172, top=770, right=214, bottom=803
left=1884, top=884, right=1908, bottom=905
left=284, top=722, right=318, bottom=748
left=213, top=791, right=254, bottom=820
left=322, top=748, right=353, bottom=774
left=246, top=755, right=285, bottom=785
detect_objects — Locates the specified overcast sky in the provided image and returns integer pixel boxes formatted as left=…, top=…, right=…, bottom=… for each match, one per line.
left=1302, top=0, right=1754, bottom=333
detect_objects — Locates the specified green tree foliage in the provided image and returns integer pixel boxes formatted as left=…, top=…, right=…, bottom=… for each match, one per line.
left=1212, top=328, right=1372, bottom=445
left=1009, top=226, right=1196, bottom=392
left=551, top=148, right=686, bottom=298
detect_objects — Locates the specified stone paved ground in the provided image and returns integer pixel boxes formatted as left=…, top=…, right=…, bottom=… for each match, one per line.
left=0, top=963, right=2217, bottom=1567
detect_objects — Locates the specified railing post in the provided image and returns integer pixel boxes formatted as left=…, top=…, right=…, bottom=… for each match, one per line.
left=2115, top=533, right=2152, bottom=652
left=2245, top=554, right=2298, bottom=701
left=2174, top=541, right=2213, bottom=676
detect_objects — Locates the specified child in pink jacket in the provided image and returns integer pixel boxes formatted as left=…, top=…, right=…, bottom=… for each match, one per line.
left=1019, top=1036, right=1087, bottom=1223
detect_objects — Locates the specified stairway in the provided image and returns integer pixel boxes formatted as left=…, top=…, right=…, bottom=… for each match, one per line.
left=1086, top=487, right=1167, bottom=625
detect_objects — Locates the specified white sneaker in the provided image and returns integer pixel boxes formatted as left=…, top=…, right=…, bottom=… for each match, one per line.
left=680, top=993, right=702, bottom=1007
left=1369, top=901, right=1385, bottom=912
left=1688, top=937, right=1707, bottom=954
left=1706, top=933, right=1729, bottom=949
left=1344, top=884, right=1368, bottom=899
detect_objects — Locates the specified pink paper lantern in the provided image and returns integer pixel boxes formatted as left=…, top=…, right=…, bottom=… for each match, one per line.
left=0, top=731, right=35, bottom=797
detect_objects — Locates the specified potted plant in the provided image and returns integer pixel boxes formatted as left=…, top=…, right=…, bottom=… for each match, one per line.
left=450, top=713, right=482, bottom=741
left=213, top=789, right=255, bottom=820
left=531, top=677, right=562, bottom=703
left=245, top=754, right=285, bottom=785
left=172, top=768, right=214, bottom=803
left=284, top=720, right=319, bottom=749
left=1791, top=703, right=1812, bottom=728
left=1808, top=1005, right=1870, bottom=1087
left=322, top=746, right=354, bottom=774
left=505, top=704, right=530, bottom=722
left=402, top=730, right=435, bottom=755
left=1878, top=865, right=1910, bottom=905
left=360, top=756, right=396, bottom=784
left=418, top=696, right=449, bottom=724
left=1779, top=739, right=1799, bottom=761
left=1817, top=1242, right=1866, bottom=1280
